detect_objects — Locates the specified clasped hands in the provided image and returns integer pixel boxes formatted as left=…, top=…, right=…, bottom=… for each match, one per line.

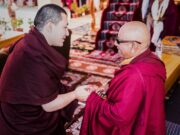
left=74, top=85, right=98, bottom=102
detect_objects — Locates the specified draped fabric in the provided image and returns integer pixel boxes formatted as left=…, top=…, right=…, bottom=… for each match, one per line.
left=0, top=27, right=68, bottom=135
left=133, top=0, right=154, bottom=22
left=151, top=0, right=169, bottom=45
left=133, top=0, right=179, bottom=51
left=80, top=49, right=166, bottom=135
left=134, top=0, right=179, bottom=38
left=160, top=0, right=179, bottom=38
left=141, top=0, right=150, bottom=21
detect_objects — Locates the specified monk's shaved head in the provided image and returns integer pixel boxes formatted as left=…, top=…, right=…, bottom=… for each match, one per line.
left=118, top=21, right=150, bottom=48
left=115, top=21, right=151, bottom=59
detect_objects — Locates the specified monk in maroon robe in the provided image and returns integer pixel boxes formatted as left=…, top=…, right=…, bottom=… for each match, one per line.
left=80, top=21, right=166, bottom=135
left=0, top=4, right=91, bottom=135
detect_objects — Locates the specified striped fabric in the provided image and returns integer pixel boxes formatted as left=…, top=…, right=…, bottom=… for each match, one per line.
left=166, top=121, right=180, bottom=135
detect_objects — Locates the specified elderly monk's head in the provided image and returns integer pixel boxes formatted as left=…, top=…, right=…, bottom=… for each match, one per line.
left=115, top=21, right=150, bottom=59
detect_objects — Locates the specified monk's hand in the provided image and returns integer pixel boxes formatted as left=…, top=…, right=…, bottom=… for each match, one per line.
left=74, top=85, right=94, bottom=101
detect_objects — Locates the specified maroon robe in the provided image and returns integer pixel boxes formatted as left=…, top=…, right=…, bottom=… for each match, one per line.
left=0, top=28, right=68, bottom=135
left=161, top=0, right=179, bottom=38
left=80, top=49, right=166, bottom=135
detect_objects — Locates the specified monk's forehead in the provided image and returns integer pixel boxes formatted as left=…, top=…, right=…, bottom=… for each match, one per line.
left=118, top=22, right=149, bottom=42
left=118, top=26, right=140, bottom=40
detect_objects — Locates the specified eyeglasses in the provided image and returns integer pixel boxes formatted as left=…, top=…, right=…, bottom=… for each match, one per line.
left=115, top=38, right=141, bottom=45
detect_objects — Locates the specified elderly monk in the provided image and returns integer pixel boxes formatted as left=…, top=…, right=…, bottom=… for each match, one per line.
left=80, top=21, right=166, bottom=135
left=0, top=4, right=91, bottom=135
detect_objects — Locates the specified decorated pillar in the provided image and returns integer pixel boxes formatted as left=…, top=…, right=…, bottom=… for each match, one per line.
left=89, top=0, right=96, bottom=33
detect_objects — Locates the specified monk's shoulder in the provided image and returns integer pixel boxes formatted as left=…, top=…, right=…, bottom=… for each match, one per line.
left=114, top=65, right=141, bottom=80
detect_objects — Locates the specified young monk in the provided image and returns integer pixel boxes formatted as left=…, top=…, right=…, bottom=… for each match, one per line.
left=0, top=4, right=92, bottom=135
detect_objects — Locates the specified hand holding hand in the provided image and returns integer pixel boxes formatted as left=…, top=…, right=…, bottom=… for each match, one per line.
left=74, top=85, right=96, bottom=102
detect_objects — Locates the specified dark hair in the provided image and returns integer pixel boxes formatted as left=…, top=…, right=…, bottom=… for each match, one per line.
left=34, top=4, right=67, bottom=31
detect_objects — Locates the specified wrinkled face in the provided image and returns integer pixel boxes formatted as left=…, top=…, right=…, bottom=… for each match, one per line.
left=114, top=35, right=141, bottom=59
left=114, top=22, right=149, bottom=59
left=115, top=38, right=133, bottom=59
left=49, top=13, right=69, bottom=47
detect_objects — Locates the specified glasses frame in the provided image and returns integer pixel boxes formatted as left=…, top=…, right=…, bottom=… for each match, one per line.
left=115, top=38, right=141, bottom=45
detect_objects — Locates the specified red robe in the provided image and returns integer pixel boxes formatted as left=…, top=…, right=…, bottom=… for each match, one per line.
left=0, top=28, right=68, bottom=135
left=80, top=49, right=166, bottom=135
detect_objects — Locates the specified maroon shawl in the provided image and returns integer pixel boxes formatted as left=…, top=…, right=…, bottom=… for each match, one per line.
left=80, top=49, right=166, bottom=135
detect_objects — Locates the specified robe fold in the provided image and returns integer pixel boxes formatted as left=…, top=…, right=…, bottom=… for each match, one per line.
left=80, top=49, right=166, bottom=135
left=0, top=27, right=68, bottom=135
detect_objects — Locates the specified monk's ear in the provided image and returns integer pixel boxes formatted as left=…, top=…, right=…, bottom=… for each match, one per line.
left=133, top=43, right=139, bottom=50
left=44, top=22, right=53, bottom=33
left=131, top=42, right=139, bottom=54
